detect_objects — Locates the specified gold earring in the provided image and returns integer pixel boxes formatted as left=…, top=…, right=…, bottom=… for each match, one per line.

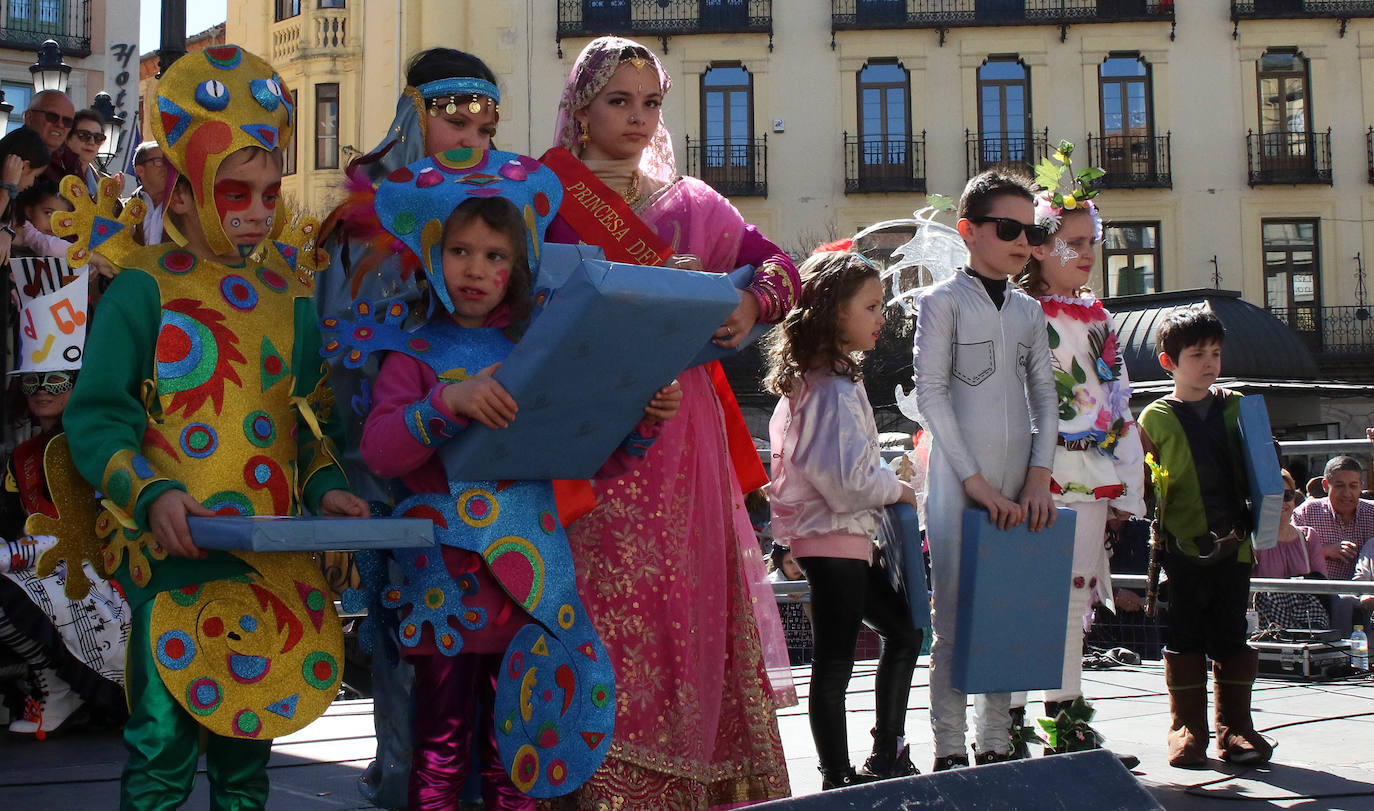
left=579, top=125, right=590, bottom=144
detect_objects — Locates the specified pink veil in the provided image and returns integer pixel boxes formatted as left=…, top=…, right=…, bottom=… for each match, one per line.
left=552, top=36, right=677, bottom=184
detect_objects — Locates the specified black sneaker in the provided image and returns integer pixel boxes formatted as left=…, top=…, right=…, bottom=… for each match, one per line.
left=931, top=753, right=970, bottom=772
left=860, top=743, right=920, bottom=779
left=973, top=749, right=1011, bottom=766
left=820, top=766, right=883, bottom=790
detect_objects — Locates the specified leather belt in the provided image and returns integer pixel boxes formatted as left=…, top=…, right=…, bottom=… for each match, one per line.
left=1165, top=528, right=1243, bottom=565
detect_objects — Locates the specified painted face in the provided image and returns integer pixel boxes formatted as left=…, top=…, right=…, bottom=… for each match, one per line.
left=423, top=101, right=497, bottom=156
left=963, top=194, right=1036, bottom=280
left=211, top=150, right=282, bottom=253
left=1165, top=340, right=1222, bottom=396
left=575, top=61, right=663, bottom=162
left=441, top=215, right=516, bottom=328
left=1031, top=209, right=1098, bottom=297
left=1324, top=469, right=1364, bottom=514
left=836, top=276, right=885, bottom=353
left=25, top=194, right=69, bottom=236
left=67, top=121, right=105, bottom=165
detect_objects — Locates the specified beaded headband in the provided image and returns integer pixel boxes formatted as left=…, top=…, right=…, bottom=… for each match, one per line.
left=417, top=77, right=500, bottom=118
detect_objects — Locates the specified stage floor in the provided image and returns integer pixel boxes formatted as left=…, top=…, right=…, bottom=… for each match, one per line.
left=3, top=659, right=1371, bottom=809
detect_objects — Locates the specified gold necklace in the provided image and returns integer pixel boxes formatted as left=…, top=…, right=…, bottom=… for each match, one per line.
left=622, top=170, right=642, bottom=205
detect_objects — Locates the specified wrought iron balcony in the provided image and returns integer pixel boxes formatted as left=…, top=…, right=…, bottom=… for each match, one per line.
left=685, top=136, right=768, bottom=197
left=1269, top=305, right=1374, bottom=355
left=965, top=128, right=1050, bottom=178
left=557, top=1, right=773, bottom=54
left=1086, top=133, right=1172, bottom=188
left=0, top=0, right=90, bottom=57
left=1232, top=1, right=1374, bottom=21
left=831, top=0, right=1174, bottom=41
left=1246, top=129, right=1332, bottom=186
left=844, top=132, right=927, bottom=194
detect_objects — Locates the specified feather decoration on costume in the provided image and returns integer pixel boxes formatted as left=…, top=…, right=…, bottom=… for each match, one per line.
left=323, top=169, right=424, bottom=299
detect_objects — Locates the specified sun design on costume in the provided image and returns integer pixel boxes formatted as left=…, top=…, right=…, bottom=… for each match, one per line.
left=157, top=298, right=247, bottom=417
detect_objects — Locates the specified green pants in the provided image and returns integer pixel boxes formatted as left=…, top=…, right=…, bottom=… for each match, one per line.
left=121, top=598, right=273, bottom=810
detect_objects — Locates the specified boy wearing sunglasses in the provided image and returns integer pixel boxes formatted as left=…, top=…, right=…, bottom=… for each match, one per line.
left=914, top=169, right=1058, bottom=771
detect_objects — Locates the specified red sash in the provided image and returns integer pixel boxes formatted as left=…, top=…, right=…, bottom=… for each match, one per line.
left=539, top=148, right=768, bottom=494
left=12, top=433, right=57, bottom=520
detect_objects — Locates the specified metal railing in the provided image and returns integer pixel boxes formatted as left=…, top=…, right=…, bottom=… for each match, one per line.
left=831, top=0, right=1175, bottom=30
left=1268, top=305, right=1374, bottom=354
left=965, top=128, right=1050, bottom=177
left=1246, top=129, right=1333, bottom=186
left=556, top=0, right=773, bottom=52
left=843, top=132, right=928, bottom=194
left=685, top=136, right=768, bottom=197
left=1232, top=0, right=1374, bottom=21
left=1087, top=133, right=1172, bottom=188
left=0, top=0, right=90, bottom=56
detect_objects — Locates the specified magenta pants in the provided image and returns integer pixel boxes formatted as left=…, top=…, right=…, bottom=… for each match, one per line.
left=408, top=651, right=534, bottom=811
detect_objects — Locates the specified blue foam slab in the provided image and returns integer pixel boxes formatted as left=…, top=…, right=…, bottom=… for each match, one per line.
left=951, top=506, right=1076, bottom=694
left=439, top=259, right=740, bottom=480
left=188, top=516, right=435, bottom=551
left=686, top=264, right=767, bottom=368
left=1238, top=394, right=1284, bottom=552
left=878, top=503, right=931, bottom=629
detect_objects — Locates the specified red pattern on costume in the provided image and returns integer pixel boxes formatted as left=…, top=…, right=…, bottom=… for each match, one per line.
left=159, top=298, right=246, bottom=417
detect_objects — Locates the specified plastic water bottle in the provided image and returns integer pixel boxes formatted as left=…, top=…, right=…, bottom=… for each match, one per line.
left=1352, top=625, right=1369, bottom=672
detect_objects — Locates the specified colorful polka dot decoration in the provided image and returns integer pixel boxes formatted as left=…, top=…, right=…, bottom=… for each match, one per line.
left=371, top=149, right=563, bottom=314
left=318, top=295, right=512, bottom=374
left=379, top=542, right=487, bottom=657
left=148, top=552, right=343, bottom=740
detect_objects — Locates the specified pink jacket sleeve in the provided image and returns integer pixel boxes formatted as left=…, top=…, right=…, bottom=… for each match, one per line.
left=18, top=222, right=72, bottom=259
left=360, top=352, right=468, bottom=480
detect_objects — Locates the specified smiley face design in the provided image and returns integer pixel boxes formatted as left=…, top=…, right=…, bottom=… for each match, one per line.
left=149, top=551, right=343, bottom=739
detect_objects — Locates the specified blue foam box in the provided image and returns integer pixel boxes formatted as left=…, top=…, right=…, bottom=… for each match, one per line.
left=188, top=516, right=435, bottom=552
left=686, top=264, right=768, bottom=368
left=439, top=258, right=740, bottom=480
left=951, top=506, right=1076, bottom=694
left=1238, top=394, right=1284, bottom=552
left=878, top=503, right=931, bottom=629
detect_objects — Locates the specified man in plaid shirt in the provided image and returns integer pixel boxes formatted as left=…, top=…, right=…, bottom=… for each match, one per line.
left=1292, top=456, right=1374, bottom=633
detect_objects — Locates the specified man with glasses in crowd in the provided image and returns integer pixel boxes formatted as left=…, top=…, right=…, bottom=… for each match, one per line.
left=127, top=141, right=168, bottom=245
left=21, top=91, right=73, bottom=154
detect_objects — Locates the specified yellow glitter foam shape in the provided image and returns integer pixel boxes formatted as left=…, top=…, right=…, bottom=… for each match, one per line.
left=50, top=174, right=147, bottom=272
left=24, top=434, right=110, bottom=600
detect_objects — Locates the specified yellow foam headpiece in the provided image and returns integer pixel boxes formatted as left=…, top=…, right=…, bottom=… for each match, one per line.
left=151, top=45, right=295, bottom=256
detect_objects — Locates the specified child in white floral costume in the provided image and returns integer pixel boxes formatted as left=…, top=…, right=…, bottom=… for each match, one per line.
left=1011, top=142, right=1144, bottom=766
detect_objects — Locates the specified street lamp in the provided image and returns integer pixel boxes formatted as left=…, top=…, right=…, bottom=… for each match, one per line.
left=90, top=92, right=127, bottom=172
left=30, top=39, right=71, bottom=95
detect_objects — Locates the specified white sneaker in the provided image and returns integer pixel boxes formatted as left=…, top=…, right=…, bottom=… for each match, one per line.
left=0, top=535, right=58, bottom=573
left=8, top=668, right=82, bottom=736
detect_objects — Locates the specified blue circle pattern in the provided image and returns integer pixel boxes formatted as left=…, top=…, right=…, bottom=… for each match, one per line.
left=195, top=80, right=231, bottom=111
left=220, top=275, right=258, bottom=312
left=156, top=629, right=196, bottom=670
left=157, top=311, right=205, bottom=379
left=239, top=614, right=258, bottom=633
left=180, top=423, right=219, bottom=459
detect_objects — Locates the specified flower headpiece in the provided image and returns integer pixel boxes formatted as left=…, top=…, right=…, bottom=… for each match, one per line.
left=150, top=45, right=295, bottom=256
left=1033, top=140, right=1104, bottom=241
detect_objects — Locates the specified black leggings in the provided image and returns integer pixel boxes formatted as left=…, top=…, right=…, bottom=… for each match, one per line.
left=796, top=555, right=923, bottom=773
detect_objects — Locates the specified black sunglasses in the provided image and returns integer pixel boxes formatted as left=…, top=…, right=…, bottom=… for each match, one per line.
left=72, top=128, right=106, bottom=145
left=34, top=110, right=74, bottom=129
left=20, top=371, right=74, bottom=396
left=968, top=216, right=1051, bottom=247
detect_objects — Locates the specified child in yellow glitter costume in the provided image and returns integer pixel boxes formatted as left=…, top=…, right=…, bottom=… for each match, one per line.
left=58, top=46, right=367, bottom=808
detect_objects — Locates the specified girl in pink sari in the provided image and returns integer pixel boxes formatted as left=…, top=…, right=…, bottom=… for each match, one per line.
left=543, top=36, right=799, bottom=809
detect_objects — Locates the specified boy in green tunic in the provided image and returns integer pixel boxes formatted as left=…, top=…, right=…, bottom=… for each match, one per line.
left=1137, top=305, right=1273, bottom=768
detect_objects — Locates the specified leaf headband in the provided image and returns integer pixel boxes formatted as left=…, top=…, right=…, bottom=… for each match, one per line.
left=1033, top=139, right=1105, bottom=239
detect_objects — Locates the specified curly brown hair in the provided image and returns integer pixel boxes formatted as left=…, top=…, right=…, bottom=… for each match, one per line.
left=764, top=251, right=880, bottom=397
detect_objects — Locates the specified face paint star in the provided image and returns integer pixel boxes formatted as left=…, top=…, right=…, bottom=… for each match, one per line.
left=1051, top=237, right=1079, bottom=267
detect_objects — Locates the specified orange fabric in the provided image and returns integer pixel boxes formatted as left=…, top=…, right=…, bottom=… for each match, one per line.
left=709, top=361, right=768, bottom=494
left=552, top=479, right=596, bottom=526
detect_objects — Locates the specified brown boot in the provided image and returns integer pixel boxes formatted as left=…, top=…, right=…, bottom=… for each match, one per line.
left=1164, top=652, right=1209, bottom=768
left=1214, top=651, right=1274, bottom=765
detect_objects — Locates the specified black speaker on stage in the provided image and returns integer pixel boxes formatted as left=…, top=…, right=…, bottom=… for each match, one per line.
left=752, top=750, right=1162, bottom=810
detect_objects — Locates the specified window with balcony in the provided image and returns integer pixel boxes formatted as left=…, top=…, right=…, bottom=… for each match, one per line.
left=693, top=64, right=764, bottom=195
left=276, top=0, right=301, bottom=21
left=583, top=0, right=630, bottom=27
left=7, top=0, right=65, bottom=34
left=315, top=83, right=339, bottom=170
left=1263, top=218, right=1321, bottom=348
left=974, top=56, right=1033, bottom=169
left=1251, top=48, right=1328, bottom=184
left=701, top=0, right=748, bottom=27
left=1095, top=54, right=1169, bottom=187
left=856, top=0, right=905, bottom=24
left=851, top=59, right=920, bottom=192
left=3, top=82, right=32, bottom=135
left=1102, top=222, right=1161, bottom=297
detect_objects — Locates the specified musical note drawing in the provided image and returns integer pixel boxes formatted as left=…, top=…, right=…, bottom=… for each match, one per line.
left=23, top=308, right=37, bottom=339
left=30, top=334, right=54, bottom=362
left=50, top=297, right=86, bottom=334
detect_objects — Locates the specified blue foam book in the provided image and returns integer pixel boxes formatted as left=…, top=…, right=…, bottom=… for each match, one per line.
left=878, top=503, right=931, bottom=629
left=951, top=506, right=1076, bottom=694
left=188, top=516, right=434, bottom=552
left=686, top=264, right=767, bottom=368
left=1238, top=394, right=1284, bottom=551
left=439, top=258, right=740, bottom=480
